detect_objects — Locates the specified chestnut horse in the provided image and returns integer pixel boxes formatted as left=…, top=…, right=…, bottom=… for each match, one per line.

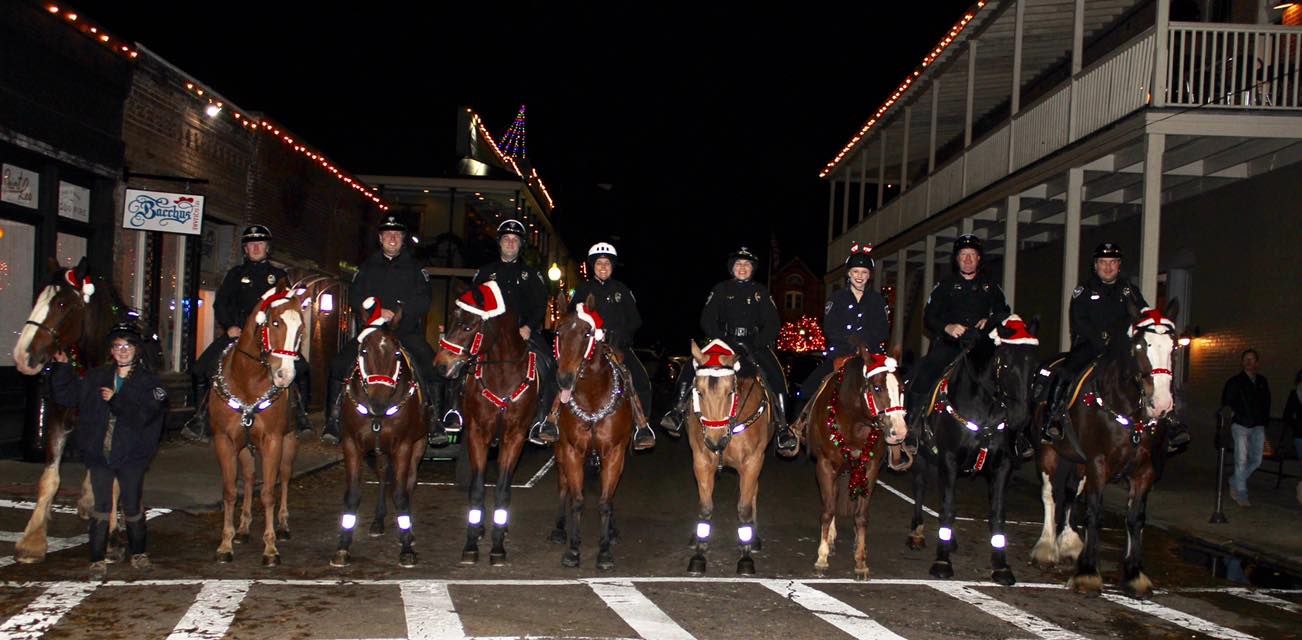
left=434, top=281, right=540, bottom=566
left=331, top=299, right=427, bottom=568
left=805, top=349, right=908, bottom=579
left=906, top=316, right=1040, bottom=586
left=547, top=298, right=633, bottom=570
left=208, top=284, right=304, bottom=566
left=10, top=260, right=138, bottom=563
left=1030, top=302, right=1178, bottom=598
left=684, top=339, right=773, bottom=576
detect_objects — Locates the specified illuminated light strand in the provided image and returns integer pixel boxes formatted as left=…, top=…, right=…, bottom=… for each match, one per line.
left=45, top=3, right=138, bottom=59
left=470, top=110, right=557, bottom=210
left=818, top=1, right=987, bottom=177
left=777, top=316, right=827, bottom=354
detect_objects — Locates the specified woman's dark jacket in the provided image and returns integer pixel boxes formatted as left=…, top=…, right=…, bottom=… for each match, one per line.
left=50, top=363, right=166, bottom=469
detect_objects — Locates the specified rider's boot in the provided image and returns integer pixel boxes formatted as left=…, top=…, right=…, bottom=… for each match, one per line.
left=321, top=378, right=344, bottom=446
left=659, top=371, right=693, bottom=437
left=180, top=379, right=211, bottom=443
left=1041, top=376, right=1069, bottom=442
left=442, top=374, right=464, bottom=435
left=774, top=392, right=799, bottom=457
left=528, top=349, right=560, bottom=446
left=425, top=392, right=449, bottom=447
left=292, top=384, right=315, bottom=441
left=1166, top=421, right=1192, bottom=452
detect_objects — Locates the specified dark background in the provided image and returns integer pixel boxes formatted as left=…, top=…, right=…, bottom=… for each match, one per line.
left=76, top=0, right=975, bottom=348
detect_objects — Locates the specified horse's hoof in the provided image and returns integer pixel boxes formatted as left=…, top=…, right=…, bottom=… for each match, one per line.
left=276, top=528, right=291, bottom=541
left=597, top=551, right=615, bottom=571
left=561, top=549, right=581, bottom=568
left=907, top=535, right=926, bottom=551
left=687, top=554, right=707, bottom=576
left=1069, top=573, right=1103, bottom=595
left=262, top=554, right=281, bottom=568
left=14, top=551, right=45, bottom=564
left=854, top=567, right=871, bottom=582
left=1123, top=573, right=1154, bottom=599
left=234, top=532, right=250, bottom=545
left=736, top=556, right=755, bottom=575
left=548, top=529, right=566, bottom=545
left=813, top=563, right=829, bottom=578
left=929, top=560, right=954, bottom=579
left=992, top=567, right=1017, bottom=586
left=460, top=549, right=479, bottom=565
left=216, top=551, right=234, bottom=563
left=399, top=552, right=418, bottom=568
left=489, top=551, right=507, bottom=567
left=330, top=550, right=351, bottom=567
left=369, top=521, right=385, bottom=537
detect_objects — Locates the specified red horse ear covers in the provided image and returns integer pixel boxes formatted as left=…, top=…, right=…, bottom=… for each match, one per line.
left=456, top=281, right=506, bottom=320
left=575, top=303, right=606, bottom=338
left=362, top=297, right=384, bottom=326
left=699, top=339, right=735, bottom=368
left=1132, top=307, right=1176, bottom=333
left=990, top=314, right=1040, bottom=346
left=863, top=353, right=898, bottom=379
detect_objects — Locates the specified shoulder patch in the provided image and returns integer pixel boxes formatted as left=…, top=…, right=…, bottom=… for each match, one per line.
left=152, top=387, right=167, bottom=402
left=1072, top=286, right=1084, bottom=299
left=704, top=292, right=714, bottom=306
left=824, top=300, right=834, bottom=315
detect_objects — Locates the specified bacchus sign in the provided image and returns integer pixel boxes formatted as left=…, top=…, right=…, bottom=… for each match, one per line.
left=122, top=189, right=204, bottom=235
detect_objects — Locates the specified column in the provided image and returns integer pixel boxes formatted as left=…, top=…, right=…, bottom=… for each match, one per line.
left=1060, top=168, right=1084, bottom=352
left=858, top=151, right=868, bottom=221
left=1140, top=133, right=1165, bottom=303
left=921, top=234, right=936, bottom=353
left=928, top=80, right=941, bottom=174
left=1011, top=0, right=1025, bottom=115
left=1153, top=0, right=1171, bottom=108
left=827, top=179, right=835, bottom=244
left=877, top=132, right=887, bottom=209
left=1071, top=0, right=1085, bottom=74
left=1003, top=195, right=1020, bottom=309
left=900, top=107, right=912, bottom=192
left=840, top=171, right=851, bottom=235
left=965, top=42, right=977, bottom=147
left=892, top=250, right=908, bottom=349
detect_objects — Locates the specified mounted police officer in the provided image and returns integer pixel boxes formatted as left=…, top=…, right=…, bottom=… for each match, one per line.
left=323, top=215, right=444, bottom=446
left=905, top=234, right=1011, bottom=427
left=660, top=246, right=794, bottom=455
left=567, top=242, right=656, bottom=450
left=182, top=225, right=311, bottom=442
left=797, top=242, right=890, bottom=409
left=442, top=219, right=557, bottom=446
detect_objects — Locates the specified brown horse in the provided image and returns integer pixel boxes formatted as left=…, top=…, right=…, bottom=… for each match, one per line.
left=434, top=281, right=539, bottom=566
left=546, top=297, right=633, bottom=570
left=331, top=299, right=427, bottom=568
left=10, top=260, right=134, bottom=563
left=805, top=349, right=908, bottom=579
left=1029, top=302, right=1179, bottom=598
left=684, top=339, right=773, bottom=576
left=208, top=284, right=304, bottom=566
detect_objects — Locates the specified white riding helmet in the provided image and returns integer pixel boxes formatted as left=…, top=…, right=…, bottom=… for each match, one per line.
left=586, top=242, right=618, bottom=277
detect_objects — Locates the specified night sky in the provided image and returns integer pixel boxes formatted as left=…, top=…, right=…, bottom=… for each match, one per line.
left=76, top=0, right=975, bottom=346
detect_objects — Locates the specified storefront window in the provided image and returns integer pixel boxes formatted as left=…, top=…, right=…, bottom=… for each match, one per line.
left=56, top=232, right=86, bottom=269
left=0, top=220, right=36, bottom=357
left=112, top=225, right=144, bottom=311
left=157, top=234, right=186, bottom=372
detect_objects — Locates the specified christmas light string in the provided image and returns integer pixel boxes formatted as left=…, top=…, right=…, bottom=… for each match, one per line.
left=470, top=110, right=557, bottom=210
left=44, top=4, right=138, bottom=59
left=777, top=315, right=827, bottom=353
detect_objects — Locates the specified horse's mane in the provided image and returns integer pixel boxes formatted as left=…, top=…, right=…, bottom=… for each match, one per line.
left=1093, top=331, right=1142, bottom=403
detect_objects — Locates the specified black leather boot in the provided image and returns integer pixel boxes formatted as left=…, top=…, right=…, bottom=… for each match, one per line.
left=292, top=384, right=315, bottom=440
left=528, top=348, right=559, bottom=446
left=322, top=378, right=344, bottom=445
left=1042, top=376, right=1068, bottom=441
left=659, top=369, right=693, bottom=436
left=774, top=393, right=799, bottom=456
left=442, top=374, right=464, bottom=433
left=181, top=379, right=211, bottom=443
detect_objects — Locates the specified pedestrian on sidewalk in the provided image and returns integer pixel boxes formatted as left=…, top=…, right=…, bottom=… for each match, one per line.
left=49, top=323, right=167, bottom=578
left=1222, top=349, right=1271, bottom=507
left=1284, top=368, right=1302, bottom=506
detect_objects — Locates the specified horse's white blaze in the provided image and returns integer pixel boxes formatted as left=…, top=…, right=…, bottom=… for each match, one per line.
left=884, top=373, right=908, bottom=442
left=12, top=286, right=57, bottom=372
left=1146, top=331, right=1175, bottom=418
left=271, top=309, right=302, bottom=384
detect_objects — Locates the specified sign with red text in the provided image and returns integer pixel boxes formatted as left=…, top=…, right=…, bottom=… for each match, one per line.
left=122, top=189, right=204, bottom=235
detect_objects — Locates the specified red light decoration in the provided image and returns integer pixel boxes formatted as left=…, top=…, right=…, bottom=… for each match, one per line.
left=778, top=316, right=827, bottom=354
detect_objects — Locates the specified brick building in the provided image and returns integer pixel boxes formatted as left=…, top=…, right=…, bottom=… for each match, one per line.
left=770, top=257, right=824, bottom=325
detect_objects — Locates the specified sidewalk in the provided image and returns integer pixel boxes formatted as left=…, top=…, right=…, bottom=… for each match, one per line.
left=0, top=428, right=341, bottom=513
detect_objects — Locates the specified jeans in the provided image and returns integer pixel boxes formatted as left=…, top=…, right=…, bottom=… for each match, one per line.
left=1230, top=423, right=1265, bottom=497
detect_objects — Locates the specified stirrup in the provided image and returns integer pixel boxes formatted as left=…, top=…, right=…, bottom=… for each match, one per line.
left=442, top=409, right=463, bottom=434
left=776, top=428, right=799, bottom=456
left=632, top=425, right=656, bottom=451
left=529, top=421, right=558, bottom=446
left=659, top=409, right=684, bottom=435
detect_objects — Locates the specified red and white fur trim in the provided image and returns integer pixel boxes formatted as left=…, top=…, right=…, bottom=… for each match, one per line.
left=696, top=339, right=737, bottom=371
left=64, top=271, right=95, bottom=303
left=357, top=297, right=389, bottom=344
left=1130, top=306, right=1176, bottom=336
left=862, top=353, right=898, bottom=380
left=575, top=303, right=606, bottom=360
left=990, top=314, right=1039, bottom=346
left=456, top=281, right=506, bottom=320
left=255, top=287, right=291, bottom=325
left=862, top=354, right=905, bottom=418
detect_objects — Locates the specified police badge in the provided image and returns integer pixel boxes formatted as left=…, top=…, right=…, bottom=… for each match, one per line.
left=267, top=274, right=276, bottom=285
left=614, top=292, right=622, bottom=302
left=152, top=387, right=167, bottom=402
left=240, top=276, right=251, bottom=284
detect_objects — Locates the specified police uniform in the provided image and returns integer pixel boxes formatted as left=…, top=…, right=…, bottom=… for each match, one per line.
left=905, top=236, right=1010, bottom=419
left=799, top=285, right=890, bottom=403
left=325, top=216, right=438, bottom=440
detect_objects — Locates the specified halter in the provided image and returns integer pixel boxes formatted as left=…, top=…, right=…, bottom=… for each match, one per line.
left=861, top=355, right=906, bottom=419
left=255, top=289, right=301, bottom=362
left=355, top=297, right=401, bottom=387
left=213, top=341, right=286, bottom=431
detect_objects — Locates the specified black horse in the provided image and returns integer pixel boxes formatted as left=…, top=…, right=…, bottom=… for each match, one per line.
left=906, top=316, right=1040, bottom=585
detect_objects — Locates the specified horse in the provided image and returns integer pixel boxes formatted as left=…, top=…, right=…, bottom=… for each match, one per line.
left=683, top=339, right=774, bottom=576
left=10, top=259, right=138, bottom=563
left=433, top=281, right=540, bottom=566
left=1029, top=302, right=1179, bottom=598
left=805, top=348, right=909, bottom=579
left=208, top=283, right=305, bottom=566
left=331, top=298, right=427, bottom=568
left=905, top=316, right=1041, bottom=585
left=546, top=297, right=633, bottom=570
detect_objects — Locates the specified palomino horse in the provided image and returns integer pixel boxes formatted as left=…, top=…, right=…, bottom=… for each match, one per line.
left=684, top=339, right=773, bottom=576
left=547, top=298, right=633, bottom=570
left=434, top=281, right=540, bottom=566
left=208, top=284, right=304, bottom=566
left=805, top=349, right=909, bottom=579
left=906, top=316, right=1040, bottom=585
left=1030, top=303, right=1178, bottom=598
left=331, top=298, right=427, bottom=568
left=10, top=260, right=139, bottom=563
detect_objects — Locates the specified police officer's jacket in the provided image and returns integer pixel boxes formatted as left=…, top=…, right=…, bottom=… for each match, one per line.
left=50, top=363, right=165, bottom=470
left=701, top=279, right=780, bottom=348
left=823, top=287, right=889, bottom=357
left=923, top=272, right=1011, bottom=343
left=569, top=278, right=641, bottom=349
left=349, top=250, right=431, bottom=338
left=1070, top=274, right=1148, bottom=351
left=473, top=258, right=548, bottom=333
left=214, top=259, right=289, bottom=331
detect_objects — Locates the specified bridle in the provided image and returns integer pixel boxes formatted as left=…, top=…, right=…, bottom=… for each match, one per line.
left=691, top=360, right=767, bottom=461
left=439, top=313, right=536, bottom=412
left=213, top=288, right=303, bottom=433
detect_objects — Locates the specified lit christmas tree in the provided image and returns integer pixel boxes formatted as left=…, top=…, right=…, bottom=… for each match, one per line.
left=777, top=316, right=826, bottom=353
left=499, top=104, right=528, bottom=160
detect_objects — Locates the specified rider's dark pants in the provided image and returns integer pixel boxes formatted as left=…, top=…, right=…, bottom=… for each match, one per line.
left=905, top=338, right=962, bottom=419
left=747, top=343, right=788, bottom=398
left=529, top=333, right=558, bottom=423
left=616, top=346, right=652, bottom=418
left=192, top=335, right=237, bottom=380
left=798, top=356, right=838, bottom=409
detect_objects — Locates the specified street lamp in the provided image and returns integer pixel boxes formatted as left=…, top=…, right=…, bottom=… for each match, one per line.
left=548, top=262, right=562, bottom=282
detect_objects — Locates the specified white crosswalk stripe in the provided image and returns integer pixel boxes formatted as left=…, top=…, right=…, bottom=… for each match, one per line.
left=0, top=578, right=1295, bottom=639
left=0, top=502, right=172, bottom=569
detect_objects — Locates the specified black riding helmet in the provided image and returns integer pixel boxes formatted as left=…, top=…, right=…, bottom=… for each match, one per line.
left=104, top=322, right=148, bottom=367
left=845, top=241, right=875, bottom=271
left=1094, top=242, right=1123, bottom=259
left=241, top=225, right=272, bottom=244
left=725, top=246, right=760, bottom=277
left=497, top=219, right=526, bottom=239
left=952, top=234, right=983, bottom=273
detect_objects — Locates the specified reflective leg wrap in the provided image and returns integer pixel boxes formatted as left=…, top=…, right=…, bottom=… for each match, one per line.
left=341, top=513, right=357, bottom=530
left=695, top=520, right=711, bottom=541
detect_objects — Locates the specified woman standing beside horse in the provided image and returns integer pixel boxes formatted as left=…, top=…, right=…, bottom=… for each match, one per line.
left=50, top=323, right=166, bottom=578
